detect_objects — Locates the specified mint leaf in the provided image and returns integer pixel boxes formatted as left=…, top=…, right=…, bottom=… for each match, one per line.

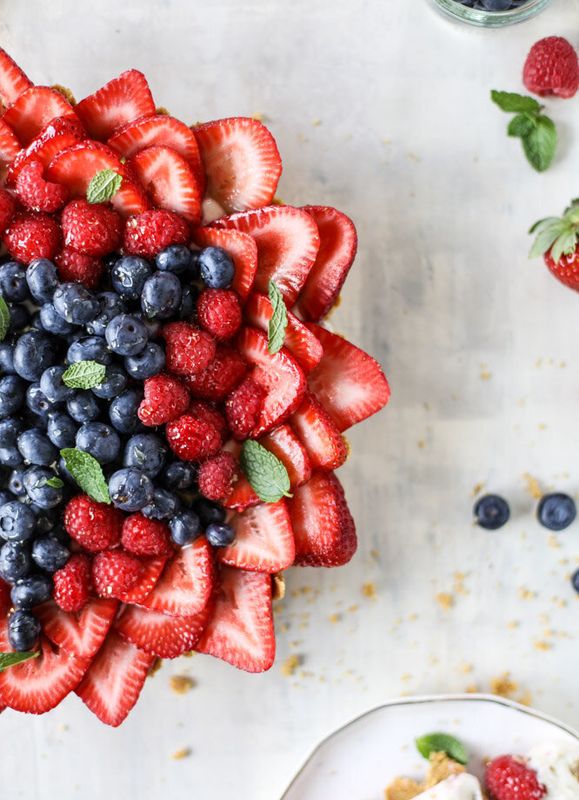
left=44, top=476, right=64, bottom=489
left=267, top=280, right=288, bottom=354
left=508, top=114, right=536, bottom=139
left=87, top=169, right=122, bottom=204
left=60, top=448, right=111, bottom=504
left=522, top=115, right=557, bottom=172
left=529, top=221, right=568, bottom=258
left=0, top=651, right=38, bottom=672
left=240, top=440, right=292, bottom=503
left=491, top=90, right=541, bottom=114
left=551, top=229, right=578, bottom=264
left=0, top=296, right=9, bottom=342
left=416, top=733, right=468, bottom=765
left=63, top=360, right=107, bottom=389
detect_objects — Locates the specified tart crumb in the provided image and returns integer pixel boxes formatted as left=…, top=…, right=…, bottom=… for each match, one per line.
left=51, top=84, right=76, bottom=104
left=172, top=747, right=192, bottom=760
left=280, top=654, right=302, bottom=677
left=148, top=657, right=163, bottom=677
left=534, top=639, right=552, bottom=651
left=435, top=592, right=454, bottom=611
left=328, top=613, right=341, bottom=624
left=471, top=482, right=485, bottom=497
left=518, top=586, right=537, bottom=601
left=523, top=472, right=542, bottom=500
left=272, top=573, right=286, bottom=600
left=170, top=675, right=196, bottom=695
left=361, top=582, right=377, bottom=600
left=490, top=672, right=518, bottom=698
left=384, top=777, right=422, bottom=800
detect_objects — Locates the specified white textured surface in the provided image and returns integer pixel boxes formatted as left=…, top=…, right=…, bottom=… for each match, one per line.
left=1, top=2, right=579, bottom=799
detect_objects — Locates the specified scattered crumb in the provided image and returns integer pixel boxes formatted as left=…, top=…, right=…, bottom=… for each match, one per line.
left=401, top=673, right=413, bottom=683
left=348, top=604, right=359, bottom=614
left=272, top=573, right=286, bottom=600
left=57, top=723, right=69, bottom=733
left=465, top=683, right=479, bottom=694
left=507, top=620, right=520, bottom=629
left=491, top=673, right=518, bottom=699
left=471, top=482, right=485, bottom=497
left=518, top=690, right=533, bottom=706
left=518, top=586, right=537, bottom=601
left=361, top=582, right=377, bottom=600
left=479, top=367, right=492, bottom=381
left=280, top=654, right=302, bottom=677
left=370, top=549, right=380, bottom=562
left=170, top=675, right=196, bottom=695
left=52, top=84, right=76, bottom=104
left=453, top=572, right=469, bottom=596
left=547, top=534, right=561, bottom=550
left=311, top=118, right=322, bottom=127
left=534, top=640, right=552, bottom=652
left=458, top=662, right=473, bottom=674
left=328, top=613, right=341, bottom=624
left=172, top=747, right=192, bottom=761
left=417, top=439, right=425, bottom=449
left=148, top=658, right=163, bottom=677
left=523, top=473, right=542, bottom=500
left=251, top=112, right=269, bottom=122
left=435, top=592, right=454, bottom=611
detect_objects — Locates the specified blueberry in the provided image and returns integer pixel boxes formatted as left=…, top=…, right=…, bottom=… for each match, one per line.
left=25, top=384, right=54, bottom=420
left=198, top=247, right=235, bottom=289
left=0, top=501, right=36, bottom=542
left=66, top=335, right=112, bottom=365
left=23, top=466, right=64, bottom=509
left=124, top=342, right=165, bottom=380
left=480, top=0, right=511, bottom=8
left=123, top=433, right=167, bottom=478
left=111, top=256, right=152, bottom=300
left=67, top=390, right=101, bottom=423
left=141, top=272, right=182, bottom=319
left=91, top=364, right=128, bottom=399
left=0, top=374, right=26, bottom=419
left=0, top=261, right=28, bottom=302
left=10, top=574, right=52, bottom=609
left=572, top=568, right=579, bottom=595
left=26, top=258, right=59, bottom=304
left=474, top=494, right=510, bottom=530
left=205, top=522, right=235, bottom=547
left=109, top=467, right=154, bottom=512
left=46, top=411, right=78, bottom=449
left=31, top=508, right=55, bottom=535
left=86, top=291, right=126, bottom=337
left=0, top=342, right=15, bottom=374
left=142, top=488, right=181, bottom=520
left=537, top=493, right=576, bottom=531
left=40, top=366, right=74, bottom=404
left=0, top=417, right=25, bottom=468
left=195, top=497, right=226, bottom=526
left=135, top=313, right=161, bottom=339
left=39, top=303, right=75, bottom=335
left=76, top=422, right=121, bottom=465
left=155, top=245, right=192, bottom=274
left=13, top=331, right=60, bottom=382
left=30, top=310, right=43, bottom=330
left=8, top=468, right=27, bottom=497
left=0, top=541, right=31, bottom=582
left=105, top=314, right=148, bottom=356
left=17, top=429, right=58, bottom=466
left=178, top=285, right=197, bottom=320
left=31, top=536, right=69, bottom=573
left=8, top=610, right=40, bottom=651
left=169, top=510, right=201, bottom=546
left=0, top=491, right=13, bottom=507
left=8, top=303, right=30, bottom=333
left=109, top=388, right=143, bottom=434
left=53, top=282, right=100, bottom=325
left=163, top=461, right=197, bottom=491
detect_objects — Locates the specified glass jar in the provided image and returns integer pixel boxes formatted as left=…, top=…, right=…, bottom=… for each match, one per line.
left=431, top=0, right=553, bottom=27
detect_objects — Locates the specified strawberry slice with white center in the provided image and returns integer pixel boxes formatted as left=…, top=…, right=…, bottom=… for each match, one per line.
left=75, top=631, right=154, bottom=727
left=294, top=206, right=358, bottom=322
left=213, top=205, right=320, bottom=304
left=7, top=115, right=85, bottom=186
left=117, top=556, right=167, bottom=604
left=306, top=324, right=390, bottom=432
left=75, top=69, right=156, bottom=141
left=47, top=140, right=149, bottom=216
left=289, top=471, right=357, bottom=567
left=3, top=86, right=77, bottom=146
left=116, top=601, right=212, bottom=658
left=236, top=327, right=306, bottom=436
left=193, top=117, right=281, bottom=213
left=0, top=622, right=90, bottom=714
left=245, top=292, right=323, bottom=373
left=0, top=48, right=32, bottom=107
left=290, top=393, right=348, bottom=471
left=140, top=538, right=214, bottom=617
left=196, top=565, right=275, bottom=672
left=128, top=144, right=201, bottom=224
left=36, top=599, right=119, bottom=659
left=261, top=424, right=311, bottom=487
left=219, top=499, right=295, bottom=572
left=0, top=119, right=21, bottom=163
left=193, top=226, right=257, bottom=301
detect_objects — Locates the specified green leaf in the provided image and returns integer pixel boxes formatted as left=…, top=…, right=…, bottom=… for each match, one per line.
left=267, top=280, right=288, bottom=354
left=529, top=216, right=565, bottom=235
left=62, top=360, right=107, bottom=389
left=416, top=733, right=468, bottom=765
left=240, top=440, right=292, bottom=503
left=86, top=168, right=123, bottom=204
left=0, top=651, right=38, bottom=672
left=507, top=113, right=536, bottom=139
left=529, top=221, right=568, bottom=258
left=491, top=90, right=541, bottom=114
left=60, top=448, right=111, bottom=504
left=521, top=115, right=557, bottom=172
left=551, top=229, right=579, bottom=264
left=0, top=295, right=10, bottom=342
left=44, top=476, right=64, bottom=489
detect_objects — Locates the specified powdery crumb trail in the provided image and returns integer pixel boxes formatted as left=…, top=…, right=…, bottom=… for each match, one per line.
left=170, top=675, right=196, bottom=695
left=523, top=472, right=543, bottom=500
left=479, top=364, right=492, bottom=381
left=534, top=640, right=553, bottom=652
left=491, top=673, right=518, bottom=698
left=361, top=582, right=377, bottom=600
left=518, top=586, right=537, bottom=601
left=280, top=654, right=302, bottom=677
left=172, top=747, right=192, bottom=761
left=435, top=592, right=454, bottom=611
left=471, top=482, right=485, bottom=497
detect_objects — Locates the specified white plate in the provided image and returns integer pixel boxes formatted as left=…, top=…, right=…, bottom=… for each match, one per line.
left=282, top=694, right=579, bottom=800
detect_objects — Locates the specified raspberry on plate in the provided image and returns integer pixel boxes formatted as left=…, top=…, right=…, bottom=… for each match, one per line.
left=52, top=553, right=91, bottom=613
left=54, top=246, right=104, bottom=288
left=92, top=550, right=144, bottom=599
left=198, top=451, right=238, bottom=501
left=137, top=372, right=190, bottom=426
left=166, top=414, right=222, bottom=461
left=121, top=513, right=173, bottom=557
left=3, top=211, right=61, bottom=263
left=485, top=755, right=547, bottom=800
left=15, top=158, right=69, bottom=213
left=197, top=288, right=242, bottom=340
left=225, top=376, right=266, bottom=440
left=523, top=36, right=579, bottom=99
left=64, top=495, right=124, bottom=553
left=123, top=209, right=190, bottom=257
left=61, top=198, right=122, bottom=256
left=185, top=345, right=248, bottom=401
left=162, top=321, right=216, bottom=376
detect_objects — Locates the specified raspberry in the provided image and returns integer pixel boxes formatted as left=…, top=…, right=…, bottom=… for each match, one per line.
left=121, top=513, right=173, bottom=557
left=92, top=550, right=144, bottom=599
left=3, top=211, right=61, bottom=264
left=197, top=289, right=242, bottom=340
left=137, top=372, right=190, bottom=426
left=54, top=246, right=104, bottom=289
left=166, top=414, right=222, bottom=461
left=15, top=159, right=68, bottom=213
left=162, top=321, right=216, bottom=376
left=185, top=345, right=247, bottom=401
left=486, top=755, right=546, bottom=800
left=61, top=198, right=122, bottom=257
left=188, top=400, right=227, bottom=439
left=198, top=451, right=238, bottom=501
left=123, top=209, right=190, bottom=257
left=64, top=495, right=124, bottom=553
left=225, top=376, right=266, bottom=440
left=53, top=554, right=91, bottom=613
left=0, top=189, right=16, bottom=232
left=523, top=36, right=579, bottom=99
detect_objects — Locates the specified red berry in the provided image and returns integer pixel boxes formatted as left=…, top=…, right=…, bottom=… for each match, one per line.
left=166, top=414, right=222, bottom=461
left=64, top=495, right=124, bottom=553
left=3, top=211, right=61, bottom=263
left=523, top=36, right=579, bottom=99
left=137, top=372, right=190, bottom=426
left=486, top=755, right=546, bottom=800
left=225, top=376, right=266, bottom=440
left=185, top=345, right=247, bottom=401
left=187, top=400, right=227, bottom=439
left=61, top=198, right=122, bottom=257
left=53, top=554, right=91, bottom=613
left=54, top=246, right=104, bottom=289
left=121, top=513, right=173, bottom=557
left=0, top=189, right=16, bottom=232
left=92, top=550, right=144, bottom=599
left=198, top=451, right=238, bottom=501
left=162, top=321, right=216, bottom=376
left=14, top=158, right=68, bottom=213
left=197, top=289, right=242, bottom=340
left=123, top=209, right=190, bottom=257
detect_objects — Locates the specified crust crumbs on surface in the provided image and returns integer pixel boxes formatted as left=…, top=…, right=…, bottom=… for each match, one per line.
left=148, top=657, right=163, bottom=678
left=384, top=754, right=465, bottom=800
left=280, top=654, right=301, bottom=677
left=170, top=675, right=196, bottom=695
left=272, top=573, right=286, bottom=600
left=362, top=582, right=377, bottom=600
left=384, top=777, right=422, bottom=800
left=435, top=592, right=454, bottom=611
left=51, top=84, right=76, bottom=104
left=523, top=472, right=543, bottom=500
left=534, top=640, right=552, bottom=651
left=471, top=482, right=485, bottom=497
left=172, top=747, right=192, bottom=761
left=155, top=106, right=170, bottom=116
left=518, top=586, right=537, bottom=601
left=328, top=613, right=341, bottom=624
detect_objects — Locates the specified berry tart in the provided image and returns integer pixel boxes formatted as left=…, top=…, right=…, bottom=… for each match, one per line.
left=0, top=50, right=390, bottom=725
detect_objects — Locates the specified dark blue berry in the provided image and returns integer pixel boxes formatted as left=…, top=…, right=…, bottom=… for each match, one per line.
left=23, top=466, right=64, bottom=509
left=0, top=261, right=29, bottom=302
left=0, top=342, right=15, bottom=374
left=76, top=422, right=121, bottom=464
left=178, top=285, right=196, bottom=319
left=0, top=491, right=13, bottom=507
left=31, top=536, right=69, bottom=572
left=25, top=383, right=54, bottom=419
left=155, top=245, right=192, bottom=274
left=26, top=258, right=59, bottom=304
left=123, top=433, right=167, bottom=478
left=479, top=0, right=511, bottom=8
left=46, top=411, right=78, bottom=449
left=40, top=366, right=74, bottom=404
left=13, top=331, right=59, bottom=381
left=537, top=493, right=576, bottom=531
left=111, top=256, right=152, bottom=300
left=109, top=467, right=154, bottom=512
left=109, top=388, right=143, bottom=434
left=124, top=342, right=165, bottom=380
left=169, top=510, right=201, bottom=546
left=8, top=467, right=27, bottom=497
left=91, top=364, right=128, bottom=399
left=0, top=541, right=31, bottom=582
left=205, top=522, right=235, bottom=547
left=198, top=247, right=235, bottom=289
left=142, top=488, right=181, bottom=520
left=572, top=568, right=579, bottom=594
left=39, top=303, right=75, bottom=335
left=66, top=335, right=112, bottom=365
left=17, top=429, right=58, bottom=466
left=67, top=390, right=101, bottom=423
left=0, top=417, right=24, bottom=468
left=53, top=282, right=100, bottom=325
left=86, top=291, right=126, bottom=337
left=105, top=314, right=148, bottom=357
left=8, top=610, right=40, bottom=651
left=8, top=303, right=30, bottom=333
left=163, top=461, right=197, bottom=491
left=0, top=374, right=26, bottom=419
left=474, top=494, right=510, bottom=530
left=141, top=272, right=182, bottom=319
left=10, top=574, right=52, bottom=609
left=31, top=508, right=55, bottom=535
left=0, top=501, right=36, bottom=542
left=195, top=497, right=226, bottom=526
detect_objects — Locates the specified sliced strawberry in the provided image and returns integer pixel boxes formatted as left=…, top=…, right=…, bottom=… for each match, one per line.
left=0, top=48, right=32, bottom=108
left=117, top=556, right=167, bottom=604
left=214, top=205, right=319, bottom=304
left=36, top=598, right=118, bottom=659
left=140, top=538, right=214, bottom=617
left=0, top=119, right=20, bottom=163
left=76, top=631, right=154, bottom=727
left=128, top=144, right=201, bottom=223
left=306, top=324, right=390, bottom=432
left=47, top=141, right=149, bottom=216
left=261, top=424, right=311, bottom=487
left=294, top=206, right=357, bottom=321
left=7, top=115, right=85, bottom=186
left=116, top=601, right=212, bottom=658
left=3, top=86, right=76, bottom=146
left=75, top=69, right=156, bottom=141
left=196, top=565, right=275, bottom=672
left=289, top=471, right=357, bottom=567
left=193, top=117, right=281, bottom=214
left=0, top=623, right=89, bottom=714
left=290, top=393, right=348, bottom=471
left=224, top=475, right=260, bottom=512
left=193, top=226, right=257, bottom=301
left=220, top=500, right=295, bottom=572
left=245, top=292, right=323, bottom=373
left=236, top=327, right=306, bottom=436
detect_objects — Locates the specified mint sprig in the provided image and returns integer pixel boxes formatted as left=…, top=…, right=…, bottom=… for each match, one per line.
left=267, top=280, right=288, bottom=354
left=416, top=733, right=468, bottom=765
left=0, top=651, right=39, bottom=672
left=240, top=440, right=292, bottom=503
left=63, top=360, right=107, bottom=389
left=87, top=169, right=122, bottom=204
left=44, top=476, right=64, bottom=489
left=491, top=90, right=557, bottom=173
left=530, top=199, right=579, bottom=263
left=60, top=448, right=111, bottom=504
left=0, top=295, right=10, bottom=342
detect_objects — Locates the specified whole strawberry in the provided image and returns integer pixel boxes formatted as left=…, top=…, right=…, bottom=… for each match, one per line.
left=485, top=755, right=546, bottom=800
left=523, top=36, right=579, bottom=99
left=530, top=199, right=579, bottom=291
